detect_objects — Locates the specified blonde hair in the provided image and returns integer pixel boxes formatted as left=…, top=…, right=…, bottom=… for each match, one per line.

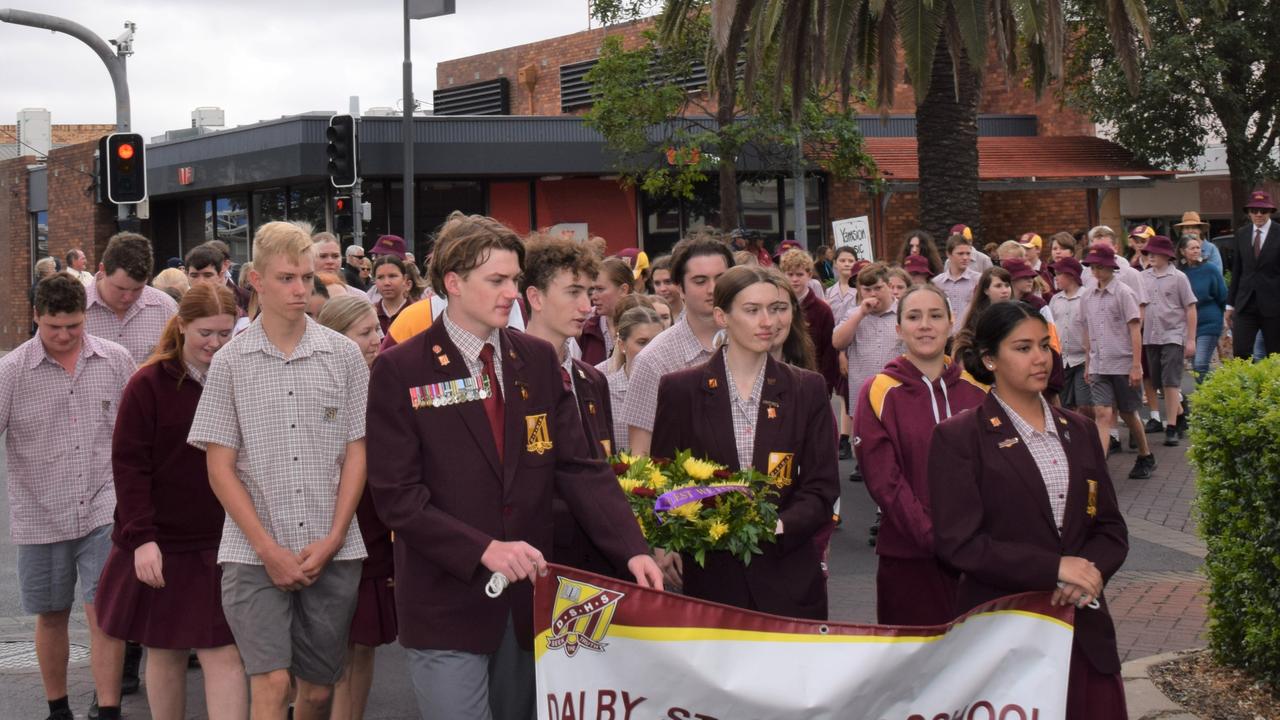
left=153, top=267, right=190, bottom=296
left=607, top=304, right=664, bottom=373
left=996, top=240, right=1026, bottom=261
left=253, top=221, right=314, bottom=272
left=778, top=248, right=814, bottom=274
left=733, top=250, right=758, bottom=266
left=317, top=295, right=377, bottom=336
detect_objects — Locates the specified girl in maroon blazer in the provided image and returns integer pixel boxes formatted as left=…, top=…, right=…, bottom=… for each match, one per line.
left=651, top=265, right=840, bottom=619
left=95, top=284, right=247, bottom=720
left=854, top=285, right=988, bottom=626
left=928, top=301, right=1129, bottom=720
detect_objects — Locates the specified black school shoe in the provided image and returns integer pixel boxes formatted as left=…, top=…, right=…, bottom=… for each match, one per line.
left=838, top=436, right=852, bottom=460
left=46, top=710, right=74, bottom=720
left=1108, top=437, right=1122, bottom=455
left=848, top=469, right=863, bottom=483
left=1128, top=454, right=1156, bottom=479
left=1164, top=426, right=1180, bottom=447
left=1144, top=417, right=1164, bottom=433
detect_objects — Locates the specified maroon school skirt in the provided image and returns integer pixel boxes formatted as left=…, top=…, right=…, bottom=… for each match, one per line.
left=874, top=556, right=959, bottom=626
left=348, top=574, right=397, bottom=647
left=95, top=545, right=234, bottom=649
left=1066, top=644, right=1127, bottom=719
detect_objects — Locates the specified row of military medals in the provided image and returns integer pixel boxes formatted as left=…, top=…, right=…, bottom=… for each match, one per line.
left=410, top=375, right=493, bottom=409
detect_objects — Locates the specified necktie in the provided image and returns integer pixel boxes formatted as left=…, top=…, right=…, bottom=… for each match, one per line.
left=559, top=367, right=573, bottom=393
left=1255, top=228, right=1263, bottom=259
left=479, top=344, right=504, bottom=462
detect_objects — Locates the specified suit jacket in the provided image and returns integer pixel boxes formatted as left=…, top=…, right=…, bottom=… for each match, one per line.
left=928, top=394, right=1128, bottom=674
left=551, top=357, right=625, bottom=577
left=1228, top=221, right=1280, bottom=316
left=650, top=352, right=839, bottom=620
left=577, top=313, right=609, bottom=367
left=365, top=321, right=648, bottom=653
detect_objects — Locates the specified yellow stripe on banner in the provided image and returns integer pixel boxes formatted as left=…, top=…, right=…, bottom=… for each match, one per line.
left=532, top=608, right=1072, bottom=661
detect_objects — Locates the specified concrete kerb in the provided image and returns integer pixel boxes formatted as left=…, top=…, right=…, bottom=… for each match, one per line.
left=1123, top=649, right=1202, bottom=720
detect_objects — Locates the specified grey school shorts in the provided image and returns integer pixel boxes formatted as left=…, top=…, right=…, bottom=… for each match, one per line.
left=1061, top=363, right=1093, bottom=409
left=1144, top=343, right=1185, bottom=389
left=17, top=523, right=113, bottom=615
left=1087, top=373, right=1141, bottom=414
left=221, top=559, right=362, bottom=685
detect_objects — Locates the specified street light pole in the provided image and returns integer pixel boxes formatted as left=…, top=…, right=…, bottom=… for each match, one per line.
left=402, top=0, right=414, bottom=253
left=0, top=9, right=135, bottom=222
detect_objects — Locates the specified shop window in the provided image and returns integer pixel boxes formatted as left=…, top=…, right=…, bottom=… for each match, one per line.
left=214, top=194, right=251, bottom=263
left=289, top=184, right=328, bottom=234
left=418, top=181, right=484, bottom=257
left=30, top=211, right=48, bottom=280
left=252, top=187, right=287, bottom=233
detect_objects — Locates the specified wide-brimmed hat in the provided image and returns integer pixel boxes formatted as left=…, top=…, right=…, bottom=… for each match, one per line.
left=949, top=224, right=973, bottom=241
left=1128, top=225, right=1155, bottom=241
left=1143, top=235, right=1177, bottom=258
left=1245, top=189, right=1277, bottom=212
left=1050, top=257, right=1083, bottom=283
left=1174, top=211, right=1210, bottom=232
left=1001, top=258, right=1039, bottom=280
left=370, top=234, right=407, bottom=259
left=1019, top=232, right=1043, bottom=250
left=903, top=254, right=932, bottom=276
left=1082, top=243, right=1120, bottom=270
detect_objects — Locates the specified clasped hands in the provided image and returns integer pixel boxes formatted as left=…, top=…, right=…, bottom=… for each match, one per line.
left=1055, top=556, right=1104, bottom=609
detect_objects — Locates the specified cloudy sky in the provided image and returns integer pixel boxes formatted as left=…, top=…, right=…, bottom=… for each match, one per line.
left=0, top=0, right=608, bottom=138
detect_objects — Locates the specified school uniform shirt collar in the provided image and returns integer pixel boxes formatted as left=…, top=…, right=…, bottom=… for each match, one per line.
left=235, top=315, right=332, bottom=361
left=85, top=277, right=167, bottom=314
left=28, top=333, right=112, bottom=370
left=441, top=307, right=501, bottom=365
left=671, top=316, right=715, bottom=364
left=1146, top=264, right=1175, bottom=279
left=991, top=390, right=1059, bottom=439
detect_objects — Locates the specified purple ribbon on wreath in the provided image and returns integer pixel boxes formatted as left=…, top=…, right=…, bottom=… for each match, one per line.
left=653, top=484, right=752, bottom=523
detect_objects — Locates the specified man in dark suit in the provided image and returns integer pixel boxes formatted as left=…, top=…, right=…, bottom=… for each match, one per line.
left=1226, top=189, right=1280, bottom=359
left=366, top=213, right=660, bottom=720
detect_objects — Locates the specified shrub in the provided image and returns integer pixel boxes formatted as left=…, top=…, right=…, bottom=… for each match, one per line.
left=1188, top=356, right=1280, bottom=687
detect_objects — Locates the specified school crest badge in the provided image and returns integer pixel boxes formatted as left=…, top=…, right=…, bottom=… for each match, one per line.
left=546, top=576, right=625, bottom=658
left=767, top=452, right=794, bottom=488
left=525, top=413, right=554, bottom=455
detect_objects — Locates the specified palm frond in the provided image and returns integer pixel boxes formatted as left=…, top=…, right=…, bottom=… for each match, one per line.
left=896, top=0, right=947, bottom=102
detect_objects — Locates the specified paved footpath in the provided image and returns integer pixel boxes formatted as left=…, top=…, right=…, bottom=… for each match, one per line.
left=0, top=421, right=1207, bottom=718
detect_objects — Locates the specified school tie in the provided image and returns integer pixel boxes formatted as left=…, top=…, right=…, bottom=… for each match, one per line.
left=560, top=366, right=573, bottom=393
left=1255, top=228, right=1263, bottom=259
left=479, top=344, right=504, bottom=462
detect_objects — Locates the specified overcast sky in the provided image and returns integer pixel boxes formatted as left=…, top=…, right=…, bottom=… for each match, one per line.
left=0, top=0, right=605, bottom=139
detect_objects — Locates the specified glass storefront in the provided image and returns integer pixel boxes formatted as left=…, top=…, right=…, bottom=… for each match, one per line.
left=215, top=194, right=251, bottom=263
left=289, top=184, right=328, bottom=233
left=30, top=211, right=48, bottom=279
left=252, top=188, right=287, bottom=229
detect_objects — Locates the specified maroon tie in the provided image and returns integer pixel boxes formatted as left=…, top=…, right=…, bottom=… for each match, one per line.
left=560, top=366, right=573, bottom=393
left=479, top=344, right=504, bottom=462
left=1255, top=228, right=1263, bottom=259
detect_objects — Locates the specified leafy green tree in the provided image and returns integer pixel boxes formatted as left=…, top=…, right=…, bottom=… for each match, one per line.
left=583, top=14, right=879, bottom=230
left=648, top=0, right=1149, bottom=242
left=1066, top=0, right=1280, bottom=226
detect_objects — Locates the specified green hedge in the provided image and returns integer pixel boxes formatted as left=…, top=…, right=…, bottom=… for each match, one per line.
left=1188, top=356, right=1280, bottom=687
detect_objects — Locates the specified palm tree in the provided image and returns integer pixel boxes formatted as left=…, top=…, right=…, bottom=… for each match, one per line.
left=661, top=0, right=1150, bottom=241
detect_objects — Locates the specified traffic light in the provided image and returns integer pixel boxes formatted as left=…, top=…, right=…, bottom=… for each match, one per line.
left=98, top=133, right=147, bottom=204
left=333, top=196, right=353, bottom=233
left=326, top=114, right=358, bottom=188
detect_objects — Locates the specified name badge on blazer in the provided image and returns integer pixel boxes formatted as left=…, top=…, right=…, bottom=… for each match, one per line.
left=525, top=413, right=554, bottom=455
left=998, top=437, right=1021, bottom=449
left=767, top=452, right=794, bottom=488
left=1086, top=479, right=1098, bottom=518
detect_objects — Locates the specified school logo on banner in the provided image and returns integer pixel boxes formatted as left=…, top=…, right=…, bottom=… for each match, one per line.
left=546, top=576, right=625, bottom=658
left=525, top=413, right=554, bottom=455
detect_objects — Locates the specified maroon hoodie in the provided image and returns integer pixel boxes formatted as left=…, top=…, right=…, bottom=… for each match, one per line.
left=853, top=355, right=988, bottom=559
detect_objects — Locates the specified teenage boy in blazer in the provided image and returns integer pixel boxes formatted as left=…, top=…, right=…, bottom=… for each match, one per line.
left=520, top=234, right=622, bottom=577
left=365, top=213, right=660, bottom=720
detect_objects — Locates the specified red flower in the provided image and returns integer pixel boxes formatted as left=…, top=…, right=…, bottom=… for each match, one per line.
left=631, top=487, right=656, bottom=498
left=712, top=469, right=732, bottom=479
left=652, top=457, right=672, bottom=467
left=612, top=462, right=630, bottom=475
left=700, top=496, right=719, bottom=509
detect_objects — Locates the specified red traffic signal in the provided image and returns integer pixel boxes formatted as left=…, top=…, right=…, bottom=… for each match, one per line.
left=116, top=142, right=135, bottom=160
left=98, top=133, right=147, bottom=204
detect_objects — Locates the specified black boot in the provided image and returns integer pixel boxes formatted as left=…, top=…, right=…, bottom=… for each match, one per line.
left=838, top=435, right=852, bottom=460
left=121, top=640, right=142, bottom=695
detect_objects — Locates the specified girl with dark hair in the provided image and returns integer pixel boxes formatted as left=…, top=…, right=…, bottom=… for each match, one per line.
left=650, top=266, right=839, bottom=618
left=958, top=266, right=1013, bottom=339
left=372, top=256, right=412, bottom=334
left=95, top=284, right=247, bottom=720
left=854, top=285, right=987, bottom=625
left=580, top=257, right=634, bottom=365
left=898, top=229, right=944, bottom=276
left=825, top=246, right=860, bottom=458
left=930, top=301, right=1129, bottom=720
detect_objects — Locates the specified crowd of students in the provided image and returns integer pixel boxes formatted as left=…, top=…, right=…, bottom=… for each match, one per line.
left=4, top=202, right=1243, bottom=720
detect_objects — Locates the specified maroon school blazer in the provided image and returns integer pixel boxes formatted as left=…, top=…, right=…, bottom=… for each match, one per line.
left=650, top=351, right=839, bottom=620
left=365, top=321, right=647, bottom=653
left=928, top=394, right=1128, bottom=674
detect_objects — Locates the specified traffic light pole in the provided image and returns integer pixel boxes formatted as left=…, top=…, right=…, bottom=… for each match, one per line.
left=402, top=0, right=415, bottom=256
left=0, top=9, right=134, bottom=223
left=349, top=96, right=364, bottom=249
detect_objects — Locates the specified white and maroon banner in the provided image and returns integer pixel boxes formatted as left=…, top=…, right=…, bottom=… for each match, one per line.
left=533, top=565, right=1074, bottom=720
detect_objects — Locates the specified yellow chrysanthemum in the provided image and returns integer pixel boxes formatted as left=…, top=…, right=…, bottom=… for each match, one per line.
left=647, top=468, right=668, bottom=489
left=618, top=477, right=640, bottom=493
left=668, top=502, right=700, bottom=521
left=682, top=457, right=718, bottom=481
left=707, top=520, right=729, bottom=541
left=619, top=451, right=636, bottom=464
left=637, top=516, right=648, bottom=539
